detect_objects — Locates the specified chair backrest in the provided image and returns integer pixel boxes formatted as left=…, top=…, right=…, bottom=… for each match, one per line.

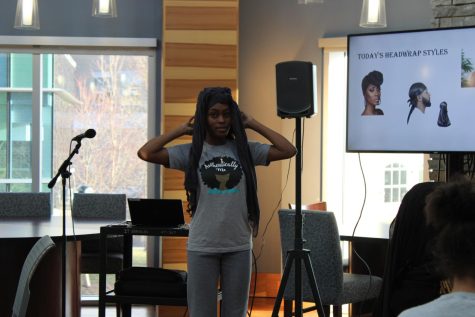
left=72, top=193, right=126, bottom=220
left=0, top=192, right=51, bottom=217
left=288, top=201, right=327, bottom=211
left=279, top=209, right=343, bottom=303
left=11, top=235, right=55, bottom=317
left=73, top=193, right=126, bottom=269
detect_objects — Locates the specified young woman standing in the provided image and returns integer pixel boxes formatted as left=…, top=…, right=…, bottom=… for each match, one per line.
left=137, top=87, right=296, bottom=317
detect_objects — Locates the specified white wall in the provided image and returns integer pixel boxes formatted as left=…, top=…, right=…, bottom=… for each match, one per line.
left=239, top=0, right=434, bottom=273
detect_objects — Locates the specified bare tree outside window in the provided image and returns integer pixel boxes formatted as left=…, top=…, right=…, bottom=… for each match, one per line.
left=51, top=54, right=149, bottom=211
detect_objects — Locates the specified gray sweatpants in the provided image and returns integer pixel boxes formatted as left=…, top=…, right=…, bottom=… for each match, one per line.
left=187, top=249, right=251, bottom=317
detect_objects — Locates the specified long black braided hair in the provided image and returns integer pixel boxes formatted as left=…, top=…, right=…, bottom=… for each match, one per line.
left=184, top=87, right=261, bottom=237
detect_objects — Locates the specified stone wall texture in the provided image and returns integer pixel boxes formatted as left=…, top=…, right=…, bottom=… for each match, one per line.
left=429, top=0, right=475, bottom=181
left=432, top=0, right=475, bottom=27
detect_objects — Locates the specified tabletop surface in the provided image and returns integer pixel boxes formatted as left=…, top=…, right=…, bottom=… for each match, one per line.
left=0, top=215, right=118, bottom=239
left=101, top=221, right=189, bottom=237
left=0, top=215, right=389, bottom=241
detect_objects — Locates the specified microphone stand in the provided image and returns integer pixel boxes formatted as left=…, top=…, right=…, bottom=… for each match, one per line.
left=48, top=141, right=82, bottom=317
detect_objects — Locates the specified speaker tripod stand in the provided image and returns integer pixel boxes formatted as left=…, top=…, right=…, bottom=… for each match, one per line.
left=272, top=117, right=325, bottom=317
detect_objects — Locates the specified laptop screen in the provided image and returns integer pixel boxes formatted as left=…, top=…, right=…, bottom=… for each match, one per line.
left=127, top=198, right=185, bottom=227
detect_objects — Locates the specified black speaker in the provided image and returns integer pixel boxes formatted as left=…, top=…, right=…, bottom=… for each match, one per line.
left=276, top=61, right=317, bottom=118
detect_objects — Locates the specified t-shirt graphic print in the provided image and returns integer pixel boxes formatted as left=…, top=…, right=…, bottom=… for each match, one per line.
left=200, top=156, right=242, bottom=194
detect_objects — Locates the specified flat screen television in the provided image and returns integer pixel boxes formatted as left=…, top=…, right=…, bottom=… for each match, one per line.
left=346, top=26, right=475, bottom=153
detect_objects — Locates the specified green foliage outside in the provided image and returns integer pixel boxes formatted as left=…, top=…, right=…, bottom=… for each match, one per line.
left=461, top=49, right=474, bottom=87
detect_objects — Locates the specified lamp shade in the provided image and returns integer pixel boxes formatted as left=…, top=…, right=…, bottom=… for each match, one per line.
left=92, top=0, right=117, bottom=18
left=14, top=0, right=40, bottom=30
left=360, top=0, right=387, bottom=28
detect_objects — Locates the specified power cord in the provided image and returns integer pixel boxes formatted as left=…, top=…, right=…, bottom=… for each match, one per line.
left=65, top=140, right=83, bottom=309
left=350, top=153, right=374, bottom=317
left=255, top=128, right=295, bottom=262
left=69, top=140, right=76, bottom=238
left=468, top=154, right=475, bottom=179
left=247, top=250, right=258, bottom=317
left=250, top=128, right=295, bottom=316
left=351, top=153, right=366, bottom=238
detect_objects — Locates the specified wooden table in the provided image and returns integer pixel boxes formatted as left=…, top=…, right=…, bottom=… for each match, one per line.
left=0, top=216, right=112, bottom=317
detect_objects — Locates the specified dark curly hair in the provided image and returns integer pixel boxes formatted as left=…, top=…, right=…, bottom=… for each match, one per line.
left=184, top=87, right=261, bottom=236
left=424, top=177, right=475, bottom=279
left=361, top=70, right=383, bottom=93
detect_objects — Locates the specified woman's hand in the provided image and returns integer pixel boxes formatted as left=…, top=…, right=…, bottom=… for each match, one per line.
left=241, top=113, right=296, bottom=162
left=180, top=116, right=194, bottom=135
left=241, top=111, right=254, bottom=128
left=137, top=116, right=194, bottom=165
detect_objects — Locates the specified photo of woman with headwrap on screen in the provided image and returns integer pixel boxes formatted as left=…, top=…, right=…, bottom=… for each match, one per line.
left=361, top=70, right=384, bottom=116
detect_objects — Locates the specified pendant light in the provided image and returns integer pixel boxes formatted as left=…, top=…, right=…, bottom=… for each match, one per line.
left=298, top=0, right=324, bottom=3
left=92, top=0, right=117, bottom=18
left=360, top=0, right=387, bottom=28
left=14, top=0, right=40, bottom=30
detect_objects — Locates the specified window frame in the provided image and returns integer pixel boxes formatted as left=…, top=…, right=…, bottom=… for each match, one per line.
left=0, top=36, right=158, bottom=194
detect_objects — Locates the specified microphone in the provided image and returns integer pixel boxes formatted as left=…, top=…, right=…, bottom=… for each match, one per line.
left=72, top=129, right=96, bottom=142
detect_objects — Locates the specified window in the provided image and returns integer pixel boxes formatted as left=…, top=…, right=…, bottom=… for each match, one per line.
left=384, top=163, right=408, bottom=203
left=0, top=38, right=156, bottom=209
left=0, top=36, right=157, bottom=299
left=320, top=38, right=427, bottom=238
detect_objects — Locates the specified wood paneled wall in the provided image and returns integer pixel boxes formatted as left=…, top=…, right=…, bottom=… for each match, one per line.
left=161, top=0, right=239, bottom=269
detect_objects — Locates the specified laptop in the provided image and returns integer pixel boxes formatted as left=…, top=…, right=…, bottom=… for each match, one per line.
left=127, top=198, right=186, bottom=228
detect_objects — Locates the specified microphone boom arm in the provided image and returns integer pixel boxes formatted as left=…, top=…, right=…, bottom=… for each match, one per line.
left=48, top=142, right=82, bottom=189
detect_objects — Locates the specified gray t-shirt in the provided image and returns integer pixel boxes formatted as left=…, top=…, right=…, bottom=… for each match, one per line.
left=168, top=140, right=270, bottom=252
left=398, top=292, right=475, bottom=317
